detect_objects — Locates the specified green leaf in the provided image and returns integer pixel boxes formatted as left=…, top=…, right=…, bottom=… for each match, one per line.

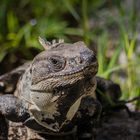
left=107, top=45, right=121, bottom=70
left=128, top=33, right=136, bottom=59
left=7, top=11, right=18, bottom=33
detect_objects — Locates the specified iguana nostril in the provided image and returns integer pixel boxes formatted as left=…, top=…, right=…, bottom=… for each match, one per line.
left=79, top=58, right=83, bottom=64
left=76, top=57, right=84, bottom=64
left=89, top=55, right=96, bottom=63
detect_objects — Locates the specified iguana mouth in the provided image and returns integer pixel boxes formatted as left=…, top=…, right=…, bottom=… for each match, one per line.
left=31, top=61, right=98, bottom=86
left=30, top=62, right=98, bottom=93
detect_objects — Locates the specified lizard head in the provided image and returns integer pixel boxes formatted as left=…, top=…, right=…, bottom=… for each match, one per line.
left=27, top=38, right=98, bottom=132
left=30, top=37, right=98, bottom=91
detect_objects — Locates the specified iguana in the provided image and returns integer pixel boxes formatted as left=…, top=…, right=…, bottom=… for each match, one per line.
left=0, top=38, right=121, bottom=140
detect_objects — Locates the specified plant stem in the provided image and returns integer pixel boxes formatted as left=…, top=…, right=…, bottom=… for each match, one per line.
left=82, top=0, right=89, bottom=45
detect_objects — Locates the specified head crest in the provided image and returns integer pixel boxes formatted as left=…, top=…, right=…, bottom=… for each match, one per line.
left=38, top=36, right=64, bottom=50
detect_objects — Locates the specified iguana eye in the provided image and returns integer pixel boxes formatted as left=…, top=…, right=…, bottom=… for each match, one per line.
left=50, top=58, right=59, bottom=65
left=49, top=56, right=65, bottom=72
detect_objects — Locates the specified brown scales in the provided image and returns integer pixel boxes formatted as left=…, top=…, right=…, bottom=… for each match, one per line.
left=0, top=38, right=122, bottom=140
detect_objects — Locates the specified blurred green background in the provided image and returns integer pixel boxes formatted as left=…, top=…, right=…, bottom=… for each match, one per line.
left=0, top=0, right=140, bottom=108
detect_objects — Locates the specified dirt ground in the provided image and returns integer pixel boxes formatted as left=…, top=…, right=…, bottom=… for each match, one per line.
left=95, top=110, right=140, bottom=140
left=0, top=108, right=140, bottom=140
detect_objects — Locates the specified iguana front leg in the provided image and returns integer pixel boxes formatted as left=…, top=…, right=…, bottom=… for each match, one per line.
left=0, top=94, right=29, bottom=122
left=0, top=95, right=30, bottom=140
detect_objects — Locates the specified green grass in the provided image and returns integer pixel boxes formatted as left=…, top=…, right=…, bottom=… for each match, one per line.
left=97, top=29, right=140, bottom=108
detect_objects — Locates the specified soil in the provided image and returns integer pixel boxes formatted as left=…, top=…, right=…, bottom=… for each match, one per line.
left=95, top=110, right=140, bottom=140
left=0, top=109, right=140, bottom=140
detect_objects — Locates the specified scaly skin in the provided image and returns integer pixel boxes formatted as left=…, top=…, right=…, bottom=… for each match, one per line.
left=0, top=38, right=121, bottom=139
